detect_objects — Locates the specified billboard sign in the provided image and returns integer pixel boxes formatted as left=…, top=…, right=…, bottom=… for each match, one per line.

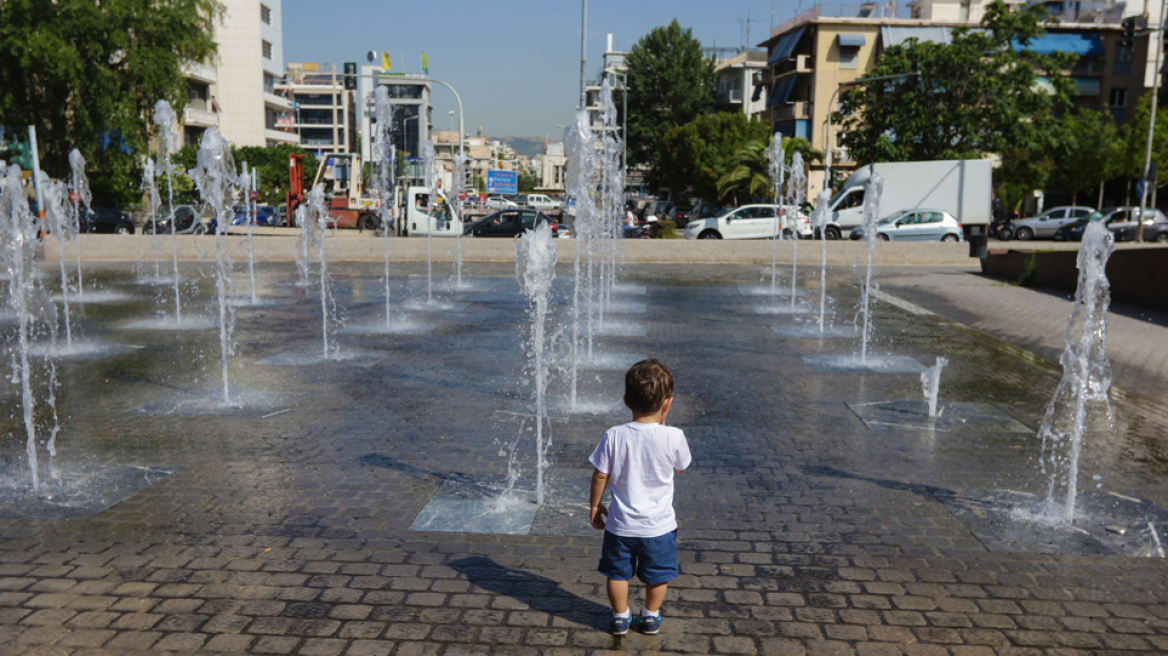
left=486, top=170, right=518, bottom=195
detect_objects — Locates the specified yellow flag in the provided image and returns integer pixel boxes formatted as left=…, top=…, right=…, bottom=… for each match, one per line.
left=381, top=51, right=391, bottom=71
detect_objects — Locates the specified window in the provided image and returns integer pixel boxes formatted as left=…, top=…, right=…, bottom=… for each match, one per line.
left=263, top=73, right=275, bottom=94
left=1114, top=43, right=1132, bottom=75
left=924, top=212, right=944, bottom=224
left=839, top=49, right=859, bottom=69
left=261, top=4, right=271, bottom=24
left=1069, top=209, right=1091, bottom=218
left=262, top=40, right=273, bottom=60
left=1109, top=88, right=1127, bottom=108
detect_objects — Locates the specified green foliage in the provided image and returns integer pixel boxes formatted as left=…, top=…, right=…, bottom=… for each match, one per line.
left=1053, top=107, right=1119, bottom=203
left=650, top=220, right=679, bottom=239
left=716, top=137, right=824, bottom=206
left=998, top=182, right=1028, bottom=215
left=622, top=20, right=717, bottom=185
left=0, top=0, right=222, bottom=206
left=518, top=172, right=539, bottom=192
left=233, top=144, right=319, bottom=206
left=659, top=113, right=770, bottom=201
left=1116, top=92, right=1168, bottom=192
left=835, top=0, right=1074, bottom=177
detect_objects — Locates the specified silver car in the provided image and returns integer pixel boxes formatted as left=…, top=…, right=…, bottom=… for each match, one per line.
left=1007, top=206, right=1094, bottom=240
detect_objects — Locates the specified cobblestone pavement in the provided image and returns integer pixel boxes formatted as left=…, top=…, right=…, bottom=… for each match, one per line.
left=2, top=261, right=1168, bottom=656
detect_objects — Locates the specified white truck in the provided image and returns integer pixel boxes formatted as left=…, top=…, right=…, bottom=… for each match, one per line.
left=822, top=160, right=991, bottom=239
left=401, top=186, right=463, bottom=237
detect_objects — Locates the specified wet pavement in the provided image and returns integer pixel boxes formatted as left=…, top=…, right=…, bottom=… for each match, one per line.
left=2, top=259, right=1168, bottom=655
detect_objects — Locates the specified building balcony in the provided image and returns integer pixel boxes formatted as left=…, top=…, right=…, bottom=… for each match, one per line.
left=772, top=101, right=812, bottom=123
left=264, top=92, right=292, bottom=110
left=184, top=61, right=216, bottom=84
left=716, top=89, right=744, bottom=104
left=773, top=54, right=814, bottom=78
left=265, top=128, right=300, bottom=144
left=184, top=106, right=217, bottom=128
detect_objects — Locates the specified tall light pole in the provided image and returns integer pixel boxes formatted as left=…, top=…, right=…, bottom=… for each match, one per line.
left=1138, top=0, right=1167, bottom=243
left=579, top=0, right=588, bottom=109
left=823, top=72, right=918, bottom=196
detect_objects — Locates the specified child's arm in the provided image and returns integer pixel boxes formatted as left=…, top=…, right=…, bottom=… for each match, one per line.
left=589, top=469, right=609, bottom=530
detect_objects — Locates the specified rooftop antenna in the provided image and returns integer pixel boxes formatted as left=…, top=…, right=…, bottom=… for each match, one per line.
left=738, top=8, right=763, bottom=50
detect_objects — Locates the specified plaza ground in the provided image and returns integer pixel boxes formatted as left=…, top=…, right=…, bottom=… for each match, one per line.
left=3, top=242, right=1168, bottom=655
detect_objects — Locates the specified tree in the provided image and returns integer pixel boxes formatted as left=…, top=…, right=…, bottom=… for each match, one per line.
left=234, top=144, right=319, bottom=206
left=1053, top=108, right=1118, bottom=205
left=1116, top=92, right=1168, bottom=204
left=0, top=0, right=222, bottom=205
left=658, top=113, right=770, bottom=200
left=716, top=136, right=824, bottom=205
left=518, top=171, right=539, bottom=192
left=835, top=0, right=1074, bottom=176
left=622, top=20, right=716, bottom=185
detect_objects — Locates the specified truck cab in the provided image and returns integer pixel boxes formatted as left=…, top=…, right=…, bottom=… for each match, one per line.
left=403, top=186, right=462, bottom=237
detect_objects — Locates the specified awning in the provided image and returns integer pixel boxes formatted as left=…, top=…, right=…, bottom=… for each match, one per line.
left=752, top=83, right=765, bottom=102
left=767, top=26, right=807, bottom=66
left=838, top=33, right=866, bottom=48
left=1015, top=32, right=1104, bottom=56
left=767, top=75, right=796, bottom=107
left=880, top=26, right=953, bottom=48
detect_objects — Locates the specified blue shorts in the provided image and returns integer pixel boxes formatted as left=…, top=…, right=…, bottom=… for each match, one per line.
left=598, top=530, right=679, bottom=584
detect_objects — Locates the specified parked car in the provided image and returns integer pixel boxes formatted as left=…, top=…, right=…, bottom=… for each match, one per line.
left=464, top=209, right=571, bottom=238
left=688, top=202, right=726, bottom=221
left=230, top=204, right=278, bottom=226
left=668, top=206, right=693, bottom=223
left=523, top=194, right=559, bottom=212
left=485, top=195, right=517, bottom=209
left=683, top=204, right=811, bottom=240
left=1004, top=206, right=1095, bottom=241
left=1053, top=207, right=1119, bottom=241
left=79, top=206, right=135, bottom=234
left=143, top=205, right=208, bottom=235
left=1103, top=207, right=1168, bottom=242
left=848, top=209, right=964, bottom=242
left=644, top=200, right=674, bottom=222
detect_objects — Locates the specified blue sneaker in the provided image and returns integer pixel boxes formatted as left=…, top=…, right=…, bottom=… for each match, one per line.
left=610, top=615, right=630, bottom=636
left=640, top=613, right=661, bottom=635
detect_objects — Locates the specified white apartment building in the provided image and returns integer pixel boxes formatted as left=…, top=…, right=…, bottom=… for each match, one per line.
left=180, top=0, right=297, bottom=147
left=534, top=142, right=567, bottom=192
left=715, top=50, right=769, bottom=121
left=358, top=69, right=432, bottom=166
left=275, top=63, right=355, bottom=155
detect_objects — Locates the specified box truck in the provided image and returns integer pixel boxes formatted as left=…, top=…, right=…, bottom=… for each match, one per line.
left=822, top=160, right=991, bottom=239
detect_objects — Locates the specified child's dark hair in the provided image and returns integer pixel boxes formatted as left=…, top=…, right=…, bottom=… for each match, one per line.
left=625, top=359, right=674, bottom=414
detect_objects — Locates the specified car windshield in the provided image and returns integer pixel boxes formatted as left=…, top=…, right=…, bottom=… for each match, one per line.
left=1081, top=210, right=1106, bottom=222
left=714, top=207, right=734, bottom=218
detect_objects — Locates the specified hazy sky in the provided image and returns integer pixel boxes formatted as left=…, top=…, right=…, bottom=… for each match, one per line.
left=283, top=0, right=792, bottom=140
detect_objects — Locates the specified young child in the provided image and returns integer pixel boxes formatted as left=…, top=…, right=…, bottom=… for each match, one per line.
left=589, top=359, right=692, bottom=636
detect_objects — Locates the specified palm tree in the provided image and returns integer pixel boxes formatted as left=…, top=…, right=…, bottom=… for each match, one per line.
left=717, top=137, right=824, bottom=206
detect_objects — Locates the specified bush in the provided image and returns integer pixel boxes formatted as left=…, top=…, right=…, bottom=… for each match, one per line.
left=651, top=220, right=679, bottom=239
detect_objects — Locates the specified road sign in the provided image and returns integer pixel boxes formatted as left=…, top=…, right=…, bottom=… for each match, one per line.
left=250, top=190, right=258, bottom=202
left=486, top=170, right=517, bottom=195
left=457, top=191, right=467, bottom=201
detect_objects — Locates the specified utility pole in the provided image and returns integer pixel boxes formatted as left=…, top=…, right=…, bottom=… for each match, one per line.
left=738, top=9, right=762, bottom=51
left=1138, top=0, right=1167, bottom=243
left=579, top=0, right=588, bottom=110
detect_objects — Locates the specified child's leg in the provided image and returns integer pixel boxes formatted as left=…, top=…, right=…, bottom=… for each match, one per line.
left=644, top=582, right=667, bottom=612
left=606, top=578, right=629, bottom=614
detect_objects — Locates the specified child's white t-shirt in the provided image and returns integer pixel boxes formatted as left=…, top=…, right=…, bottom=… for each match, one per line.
left=589, top=422, right=692, bottom=538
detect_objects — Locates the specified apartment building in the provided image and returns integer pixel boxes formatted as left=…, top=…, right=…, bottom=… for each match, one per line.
left=357, top=70, right=433, bottom=166
left=274, top=63, right=356, bottom=155
left=760, top=0, right=1160, bottom=195
left=715, top=50, right=770, bottom=121
left=534, top=142, right=567, bottom=193
left=179, top=0, right=296, bottom=148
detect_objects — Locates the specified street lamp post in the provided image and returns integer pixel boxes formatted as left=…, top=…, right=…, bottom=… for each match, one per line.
left=823, top=72, right=918, bottom=196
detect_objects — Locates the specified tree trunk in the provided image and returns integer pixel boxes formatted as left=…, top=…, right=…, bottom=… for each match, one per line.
left=1072, top=190, right=1077, bottom=205
left=1126, top=178, right=1132, bottom=205
left=1098, top=179, right=1104, bottom=208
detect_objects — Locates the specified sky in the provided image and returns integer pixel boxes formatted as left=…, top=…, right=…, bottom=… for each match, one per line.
left=282, top=0, right=795, bottom=141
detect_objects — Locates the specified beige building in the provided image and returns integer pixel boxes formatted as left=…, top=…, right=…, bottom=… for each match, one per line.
left=760, top=0, right=1160, bottom=196
left=179, top=0, right=296, bottom=148
left=275, top=64, right=355, bottom=155
left=534, top=142, right=567, bottom=193
left=715, top=50, right=770, bottom=121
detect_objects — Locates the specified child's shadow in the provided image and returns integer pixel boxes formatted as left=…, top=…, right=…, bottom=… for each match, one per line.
left=449, top=556, right=610, bottom=630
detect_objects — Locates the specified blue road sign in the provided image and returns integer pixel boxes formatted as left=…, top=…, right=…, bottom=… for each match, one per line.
left=486, top=170, right=518, bottom=195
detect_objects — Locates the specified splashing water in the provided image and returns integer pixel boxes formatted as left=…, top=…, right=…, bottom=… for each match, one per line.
left=142, top=158, right=162, bottom=282
left=765, top=135, right=786, bottom=292
left=1039, top=221, right=1114, bottom=524
left=452, top=152, right=467, bottom=287
left=920, top=357, right=948, bottom=417
left=422, top=138, right=438, bottom=304
left=373, top=86, right=397, bottom=326
left=189, top=127, right=237, bottom=404
left=787, top=153, right=806, bottom=311
left=515, top=221, right=558, bottom=506
left=858, top=173, right=883, bottom=363
left=1, top=165, right=60, bottom=493
left=597, top=78, right=624, bottom=324
left=811, top=190, right=833, bottom=332
left=68, top=149, right=91, bottom=298
left=154, top=100, right=183, bottom=322
left=43, top=181, right=76, bottom=348
left=308, top=186, right=337, bottom=360
left=295, top=205, right=316, bottom=287
left=564, top=110, right=599, bottom=409
left=238, top=162, right=258, bottom=303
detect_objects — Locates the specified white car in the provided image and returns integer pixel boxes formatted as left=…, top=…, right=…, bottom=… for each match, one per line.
left=683, top=205, right=812, bottom=240
left=1006, top=205, right=1094, bottom=241
left=848, top=209, right=964, bottom=242
left=522, top=194, right=559, bottom=212
left=486, top=195, right=517, bottom=209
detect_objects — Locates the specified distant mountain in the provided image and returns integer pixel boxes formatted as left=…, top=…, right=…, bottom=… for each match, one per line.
left=500, top=136, right=550, bottom=158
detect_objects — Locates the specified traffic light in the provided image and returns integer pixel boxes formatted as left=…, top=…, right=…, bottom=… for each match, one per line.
left=1122, top=17, right=1137, bottom=52
left=7, top=141, right=32, bottom=170
left=343, top=62, right=357, bottom=90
